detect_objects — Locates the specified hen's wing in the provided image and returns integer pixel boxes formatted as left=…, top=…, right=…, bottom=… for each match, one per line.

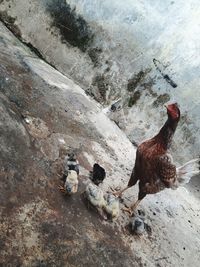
left=156, top=154, right=177, bottom=188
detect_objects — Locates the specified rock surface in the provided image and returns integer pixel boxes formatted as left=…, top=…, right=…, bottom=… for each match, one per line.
left=0, top=22, right=137, bottom=267
left=0, top=18, right=200, bottom=267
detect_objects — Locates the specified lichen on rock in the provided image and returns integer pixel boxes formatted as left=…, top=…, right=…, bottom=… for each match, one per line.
left=46, top=0, right=94, bottom=52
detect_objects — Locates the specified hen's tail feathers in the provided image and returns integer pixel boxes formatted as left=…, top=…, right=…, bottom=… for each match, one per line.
left=176, top=159, right=200, bottom=185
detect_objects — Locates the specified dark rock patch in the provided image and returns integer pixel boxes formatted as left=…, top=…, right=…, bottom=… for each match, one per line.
left=0, top=10, right=21, bottom=38
left=128, top=90, right=141, bottom=107
left=153, top=93, right=170, bottom=107
left=88, top=47, right=102, bottom=66
left=141, top=78, right=157, bottom=97
left=127, top=69, right=151, bottom=92
left=92, top=74, right=110, bottom=101
left=46, top=0, right=94, bottom=52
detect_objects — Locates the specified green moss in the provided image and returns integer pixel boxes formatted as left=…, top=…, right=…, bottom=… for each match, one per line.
left=153, top=93, right=170, bottom=107
left=141, top=78, right=157, bottom=97
left=92, top=74, right=109, bottom=100
left=88, top=47, right=102, bottom=66
left=127, top=68, right=151, bottom=92
left=128, top=91, right=141, bottom=107
left=46, top=0, right=94, bottom=52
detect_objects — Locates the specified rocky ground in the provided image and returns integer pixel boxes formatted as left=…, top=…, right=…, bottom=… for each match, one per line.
left=0, top=21, right=200, bottom=267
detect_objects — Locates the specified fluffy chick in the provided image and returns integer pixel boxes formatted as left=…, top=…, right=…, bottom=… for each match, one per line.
left=90, top=163, right=106, bottom=186
left=85, top=183, right=106, bottom=209
left=131, top=217, right=145, bottom=235
left=59, top=170, right=78, bottom=195
left=104, top=194, right=120, bottom=219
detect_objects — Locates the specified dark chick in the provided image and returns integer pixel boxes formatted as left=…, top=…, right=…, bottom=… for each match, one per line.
left=91, top=163, right=106, bottom=186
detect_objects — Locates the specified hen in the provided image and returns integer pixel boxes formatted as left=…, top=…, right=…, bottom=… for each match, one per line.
left=113, top=103, right=200, bottom=215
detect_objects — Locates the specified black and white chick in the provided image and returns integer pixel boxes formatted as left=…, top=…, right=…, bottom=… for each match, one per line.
left=90, top=163, right=106, bottom=186
left=131, top=217, right=145, bottom=235
left=64, top=153, right=79, bottom=176
left=104, top=193, right=120, bottom=219
left=59, top=153, right=79, bottom=195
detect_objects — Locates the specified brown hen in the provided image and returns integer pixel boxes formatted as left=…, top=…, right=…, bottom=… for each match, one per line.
left=113, top=103, right=200, bottom=215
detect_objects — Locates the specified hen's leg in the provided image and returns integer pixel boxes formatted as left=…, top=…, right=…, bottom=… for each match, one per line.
left=123, top=190, right=146, bottom=216
left=111, top=186, right=129, bottom=197
left=111, top=168, right=138, bottom=197
left=58, top=185, right=66, bottom=193
left=122, top=200, right=142, bottom=214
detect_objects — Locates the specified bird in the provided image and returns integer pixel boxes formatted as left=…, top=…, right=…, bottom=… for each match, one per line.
left=63, top=153, right=79, bottom=176
left=59, top=153, right=79, bottom=194
left=131, top=217, right=145, bottom=235
left=104, top=193, right=120, bottom=219
left=90, top=163, right=106, bottom=186
left=112, top=103, right=200, bottom=215
left=85, top=183, right=106, bottom=209
left=59, top=170, right=78, bottom=195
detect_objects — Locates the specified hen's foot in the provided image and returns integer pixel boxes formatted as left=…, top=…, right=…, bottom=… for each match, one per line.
left=112, top=191, right=123, bottom=197
left=110, top=187, right=123, bottom=197
left=123, top=199, right=141, bottom=216
left=58, top=185, right=66, bottom=193
left=122, top=206, right=133, bottom=216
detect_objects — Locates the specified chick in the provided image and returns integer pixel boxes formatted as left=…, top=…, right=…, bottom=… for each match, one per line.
left=90, top=163, right=106, bottom=185
left=59, top=170, right=78, bottom=195
left=85, top=183, right=106, bottom=209
left=131, top=217, right=145, bottom=235
left=104, top=193, right=120, bottom=219
left=64, top=153, right=79, bottom=176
